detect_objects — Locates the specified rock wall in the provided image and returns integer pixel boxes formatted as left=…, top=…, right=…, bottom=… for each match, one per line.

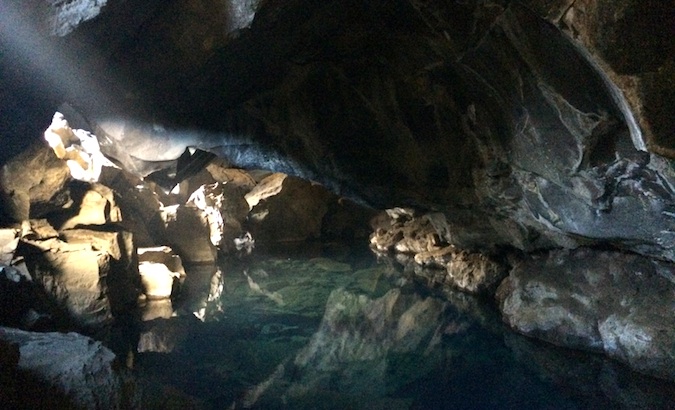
left=1, top=0, right=674, bottom=385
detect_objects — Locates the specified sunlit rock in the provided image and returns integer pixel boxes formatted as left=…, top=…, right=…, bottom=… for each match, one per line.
left=496, top=247, right=675, bottom=381
left=0, top=229, right=20, bottom=265
left=56, top=182, right=122, bottom=230
left=44, top=111, right=115, bottom=183
left=0, top=142, right=71, bottom=222
left=19, top=223, right=141, bottom=329
left=138, top=246, right=186, bottom=300
left=186, top=182, right=249, bottom=252
left=372, top=211, right=506, bottom=294
left=0, top=327, right=138, bottom=409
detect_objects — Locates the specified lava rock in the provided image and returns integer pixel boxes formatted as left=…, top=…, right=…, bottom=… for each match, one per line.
left=496, top=247, right=675, bottom=381
left=0, top=327, right=138, bottom=409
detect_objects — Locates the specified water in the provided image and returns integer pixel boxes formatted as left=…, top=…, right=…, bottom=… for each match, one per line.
left=136, top=242, right=675, bottom=409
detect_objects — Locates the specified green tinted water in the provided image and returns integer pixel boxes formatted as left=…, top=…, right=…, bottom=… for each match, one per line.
left=138, top=243, right=675, bottom=409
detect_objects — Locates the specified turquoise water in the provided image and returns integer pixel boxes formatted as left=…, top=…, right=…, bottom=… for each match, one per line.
left=138, top=243, right=675, bottom=409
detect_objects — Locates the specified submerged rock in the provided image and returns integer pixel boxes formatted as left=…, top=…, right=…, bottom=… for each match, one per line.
left=496, top=247, right=675, bottom=381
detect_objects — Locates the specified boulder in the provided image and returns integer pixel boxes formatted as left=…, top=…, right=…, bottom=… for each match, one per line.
left=162, top=205, right=217, bottom=264
left=245, top=173, right=332, bottom=243
left=19, top=224, right=141, bottom=329
left=138, top=246, right=186, bottom=300
left=496, top=247, right=675, bottom=381
left=371, top=211, right=506, bottom=294
left=52, top=182, right=122, bottom=230
left=0, top=327, right=138, bottom=409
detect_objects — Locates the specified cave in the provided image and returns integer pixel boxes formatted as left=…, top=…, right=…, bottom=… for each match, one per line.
left=1, top=0, right=674, bottom=408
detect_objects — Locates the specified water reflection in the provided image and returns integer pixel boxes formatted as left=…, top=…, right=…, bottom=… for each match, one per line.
left=136, top=243, right=675, bottom=409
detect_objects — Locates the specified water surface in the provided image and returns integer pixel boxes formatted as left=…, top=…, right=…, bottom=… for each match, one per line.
left=137, top=242, right=675, bottom=409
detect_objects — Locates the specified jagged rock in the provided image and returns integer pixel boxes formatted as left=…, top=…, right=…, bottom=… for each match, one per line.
left=184, top=181, right=250, bottom=253
left=415, top=248, right=507, bottom=294
left=138, top=246, right=185, bottom=300
left=0, top=327, right=138, bottom=409
left=371, top=211, right=506, bottom=294
left=0, top=142, right=71, bottom=222
left=370, top=210, right=439, bottom=255
left=44, top=111, right=115, bottom=183
left=245, top=173, right=332, bottom=243
left=98, top=166, right=165, bottom=247
left=53, top=182, right=122, bottom=230
left=496, top=247, right=675, bottom=381
left=162, top=205, right=217, bottom=264
left=19, top=224, right=141, bottom=329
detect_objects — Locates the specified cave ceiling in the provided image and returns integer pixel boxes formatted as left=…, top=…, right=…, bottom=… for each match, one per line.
left=1, top=0, right=674, bottom=259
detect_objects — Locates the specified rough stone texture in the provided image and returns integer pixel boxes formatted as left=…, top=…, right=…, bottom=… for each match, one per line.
left=19, top=223, right=141, bottom=328
left=496, top=247, right=675, bottom=381
left=245, top=173, right=332, bottom=243
left=371, top=210, right=507, bottom=294
left=0, top=142, right=72, bottom=222
left=0, top=327, right=138, bottom=409
left=162, top=205, right=218, bottom=264
left=520, top=0, right=675, bottom=157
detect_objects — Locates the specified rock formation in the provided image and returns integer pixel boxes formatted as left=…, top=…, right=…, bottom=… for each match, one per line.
left=1, top=0, right=674, bottom=390
left=0, top=327, right=138, bottom=409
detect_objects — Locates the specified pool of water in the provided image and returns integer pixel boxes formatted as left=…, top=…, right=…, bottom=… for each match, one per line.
left=136, top=242, right=675, bottom=409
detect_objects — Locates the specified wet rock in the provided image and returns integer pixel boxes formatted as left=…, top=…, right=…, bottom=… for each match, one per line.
left=0, top=327, right=138, bottom=409
left=138, top=246, right=186, bottom=300
left=372, top=211, right=506, bottom=294
left=496, top=247, right=675, bottom=381
left=245, top=173, right=332, bottom=243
